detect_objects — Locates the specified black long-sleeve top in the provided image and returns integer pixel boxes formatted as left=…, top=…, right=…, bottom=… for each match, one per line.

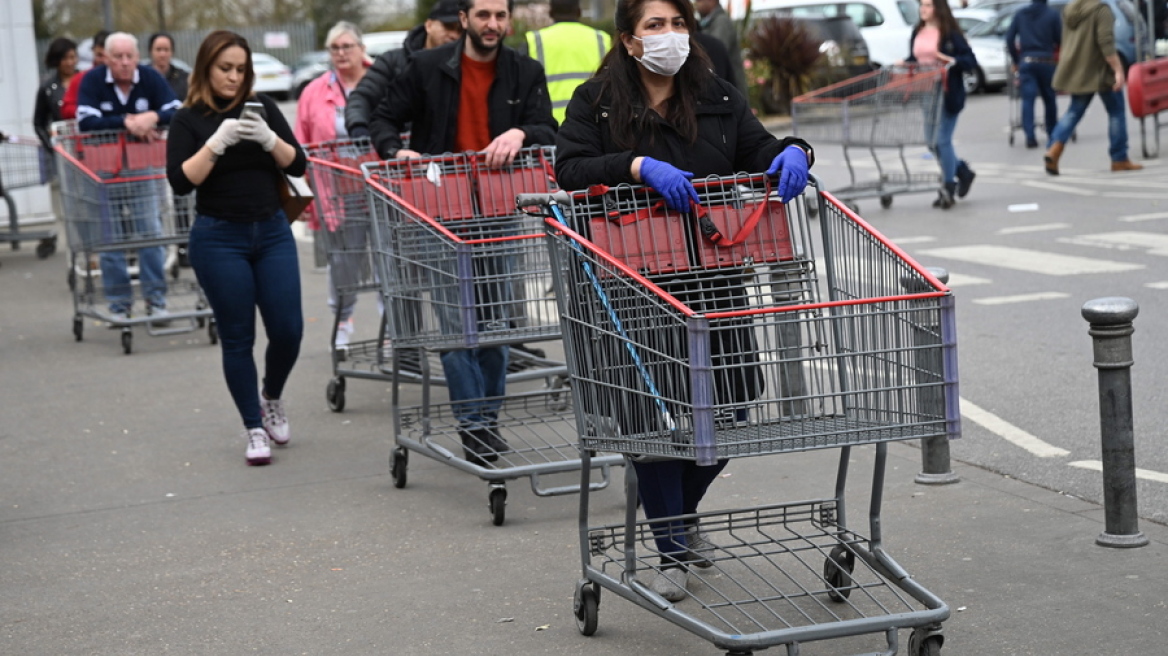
left=166, top=94, right=306, bottom=222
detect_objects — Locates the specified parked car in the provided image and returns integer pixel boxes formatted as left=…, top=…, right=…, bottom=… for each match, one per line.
left=292, top=50, right=331, bottom=99
left=953, top=6, right=999, bottom=32
left=800, top=15, right=873, bottom=76
left=251, top=52, right=293, bottom=100
left=362, top=31, right=410, bottom=58
left=750, top=0, right=920, bottom=68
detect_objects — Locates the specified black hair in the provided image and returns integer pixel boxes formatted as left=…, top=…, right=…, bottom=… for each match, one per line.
left=595, top=0, right=713, bottom=149
left=458, top=0, right=515, bottom=15
left=148, top=32, right=175, bottom=51
left=45, top=37, right=77, bottom=69
left=93, top=29, right=111, bottom=48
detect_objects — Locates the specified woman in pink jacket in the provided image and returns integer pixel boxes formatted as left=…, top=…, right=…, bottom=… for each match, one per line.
left=295, top=21, right=372, bottom=351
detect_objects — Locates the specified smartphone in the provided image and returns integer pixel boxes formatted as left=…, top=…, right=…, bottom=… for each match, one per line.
left=242, top=101, right=266, bottom=121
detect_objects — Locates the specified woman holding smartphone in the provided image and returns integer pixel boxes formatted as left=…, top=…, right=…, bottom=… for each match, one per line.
left=166, top=30, right=307, bottom=466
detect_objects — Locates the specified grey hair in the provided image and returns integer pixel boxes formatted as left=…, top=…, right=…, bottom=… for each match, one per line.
left=105, top=31, right=139, bottom=52
left=325, top=21, right=363, bottom=48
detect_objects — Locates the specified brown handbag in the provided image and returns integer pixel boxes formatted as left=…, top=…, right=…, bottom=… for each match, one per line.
left=278, top=173, right=314, bottom=223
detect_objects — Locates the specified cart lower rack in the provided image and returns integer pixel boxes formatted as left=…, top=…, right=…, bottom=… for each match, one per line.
left=0, top=134, right=58, bottom=261
left=526, top=173, right=957, bottom=654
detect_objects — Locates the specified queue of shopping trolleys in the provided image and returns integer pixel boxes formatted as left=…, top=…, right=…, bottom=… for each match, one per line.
left=3, top=75, right=961, bottom=651
left=0, top=133, right=59, bottom=266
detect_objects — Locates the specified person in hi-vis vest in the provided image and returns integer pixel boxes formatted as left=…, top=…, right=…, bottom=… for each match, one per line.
left=525, top=0, right=612, bottom=125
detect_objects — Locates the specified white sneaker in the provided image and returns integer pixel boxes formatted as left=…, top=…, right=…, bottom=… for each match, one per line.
left=148, top=305, right=172, bottom=327
left=685, top=525, right=716, bottom=568
left=261, top=397, right=290, bottom=446
left=245, top=427, right=271, bottom=465
left=649, top=568, right=689, bottom=602
left=107, top=309, right=131, bottom=328
left=334, top=318, right=354, bottom=350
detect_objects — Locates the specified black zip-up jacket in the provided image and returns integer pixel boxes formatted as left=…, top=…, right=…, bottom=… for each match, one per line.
left=33, top=72, right=69, bottom=150
left=345, top=23, right=427, bottom=138
left=555, top=77, right=812, bottom=191
left=369, top=37, right=557, bottom=158
left=1005, top=0, right=1062, bottom=64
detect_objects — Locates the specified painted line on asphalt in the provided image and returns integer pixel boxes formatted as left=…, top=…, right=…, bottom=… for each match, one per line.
left=1069, top=460, right=1168, bottom=484
left=1120, top=211, right=1168, bottom=222
left=973, top=292, right=1070, bottom=305
left=887, top=236, right=937, bottom=245
left=919, top=245, right=1145, bottom=275
left=1145, top=281, right=1168, bottom=289
left=1021, top=180, right=1099, bottom=196
left=1102, top=192, right=1168, bottom=200
left=944, top=272, right=992, bottom=287
left=997, top=223, right=1069, bottom=235
left=1059, top=232, right=1168, bottom=256
left=961, top=398, right=1071, bottom=458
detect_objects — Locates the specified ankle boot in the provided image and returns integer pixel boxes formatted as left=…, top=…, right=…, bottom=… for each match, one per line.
left=932, top=182, right=956, bottom=209
left=956, top=161, right=976, bottom=198
left=1044, top=142, right=1064, bottom=176
left=1111, top=160, right=1144, bottom=172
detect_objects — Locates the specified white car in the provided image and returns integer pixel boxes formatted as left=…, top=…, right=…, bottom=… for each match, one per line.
left=251, top=53, right=293, bottom=100
left=363, top=31, right=410, bottom=58
left=749, top=0, right=920, bottom=68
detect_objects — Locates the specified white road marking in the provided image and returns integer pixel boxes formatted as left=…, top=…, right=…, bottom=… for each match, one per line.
left=919, top=245, right=1144, bottom=275
left=1069, top=461, right=1168, bottom=484
left=887, top=236, right=938, bottom=245
left=961, top=398, right=1071, bottom=458
left=1021, top=180, right=1099, bottom=196
left=973, top=292, right=1070, bottom=305
left=997, top=223, right=1069, bottom=235
left=1102, top=191, right=1168, bottom=200
left=944, top=272, right=992, bottom=287
left=1120, top=212, right=1168, bottom=222
left=1060, top=232, right=1168, bottom=256
left=1145, top=281, right=1168, bottom=289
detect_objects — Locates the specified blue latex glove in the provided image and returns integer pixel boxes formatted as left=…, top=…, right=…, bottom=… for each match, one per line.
left=766, top=145, right=810, bottom=203
left=640, top=157, right=699, bottom=213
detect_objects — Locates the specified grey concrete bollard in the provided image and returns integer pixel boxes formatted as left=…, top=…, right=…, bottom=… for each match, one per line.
left=906, top=267, right=959, bottom=485
left=1082, top=298, right=1148, bottom=548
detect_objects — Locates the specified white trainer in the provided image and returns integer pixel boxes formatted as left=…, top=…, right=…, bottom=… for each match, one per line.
left=261, top=397, right=290, bottom=446
left=685, top=524, right=716, bottom=568
left=334, top=318, right=354, bottom=350
left=649, top=568, right=689, bottom=602
left=245, top=427, right=271, bottom=466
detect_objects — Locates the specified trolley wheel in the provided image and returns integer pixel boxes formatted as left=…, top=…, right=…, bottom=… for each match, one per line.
left=909, top=629, right=944, bottom=656
left=488, top=486, right=507, bottom=526
left=208, top=321, right=218, bottom=345
left=824, top=545, right=856, bottom=602
left=121, top=330, right=133, bottom=355
left=808, top=203, right=819, bottom=219
left=390, top=447, right=408, bottom=489
left=36, top=237, right=56, bottom=259
left=879, top=195, right=893, bottom=209
left=573, top=583, right=599, bottom=636
left=73, top=317, right=83, bottom=342
left=327, top=377, right=346, bottom=413
left=845, top=202, right=860, bottom=214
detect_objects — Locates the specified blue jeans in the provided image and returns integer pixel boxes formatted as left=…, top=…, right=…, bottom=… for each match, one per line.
left=633, top=458, right=729, bottom=563
left=188, top=212, right=303, bottom=430
left=925, top=108, right=960, bottom=185
left=1019, top=61, right=1058, bottom=143
left=441, top=347, right=509, bottom=430
left=101, top=179, right=167, bottom=313
left=1049, top=90, right=1129, bottom=162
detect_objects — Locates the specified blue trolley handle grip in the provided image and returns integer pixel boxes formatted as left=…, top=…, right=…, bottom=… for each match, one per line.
left=547, top=200, right=676, bottom=433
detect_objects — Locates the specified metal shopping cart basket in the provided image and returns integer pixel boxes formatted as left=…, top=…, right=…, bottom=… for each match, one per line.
left=526, top=173, right=957, bottom=655
left=0, top=133, right=58, bottom=261
left=362, top=148, right=622, bottom=525
left=792, top=66, right=945, bottom=212
left=55, top=129, right=215, bottom=354
left=308, top=139, right=569, bottom=411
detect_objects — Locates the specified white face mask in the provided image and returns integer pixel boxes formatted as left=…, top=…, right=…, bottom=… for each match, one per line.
left=633, top=31, right=690, bottom=76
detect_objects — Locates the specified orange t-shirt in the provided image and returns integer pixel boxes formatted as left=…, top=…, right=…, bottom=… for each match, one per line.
left=455, top=53, right=496, bottom=153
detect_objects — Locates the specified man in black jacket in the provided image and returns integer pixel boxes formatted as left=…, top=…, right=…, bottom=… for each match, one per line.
left=345, top=0, right=463, bottom=140
left=370, top=0, right=556, bottom=465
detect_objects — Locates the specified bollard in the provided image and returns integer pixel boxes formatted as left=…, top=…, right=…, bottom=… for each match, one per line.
left=1082, top=298, right=1148, bottom=548
left=907, top=267, right=959, bottom=485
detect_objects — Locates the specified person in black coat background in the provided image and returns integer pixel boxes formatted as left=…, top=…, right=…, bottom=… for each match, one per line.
left=554, top=0, right=812, bottom=603
left=33, top=37, right=78, bottom=151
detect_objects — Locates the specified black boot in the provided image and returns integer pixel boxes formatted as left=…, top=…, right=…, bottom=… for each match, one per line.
left=460, top=429, right=491, bottom=466
left=476, top=425, right=508, bottom=461
left=955, top=161, right=976, bottom=198
left=932, top=182, right=956, bottom=209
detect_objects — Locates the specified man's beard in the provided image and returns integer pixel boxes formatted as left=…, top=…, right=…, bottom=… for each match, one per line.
left=465, top=27, right=501, bottom=58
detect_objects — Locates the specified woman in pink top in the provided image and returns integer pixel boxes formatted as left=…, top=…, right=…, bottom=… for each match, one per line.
left=905, top=0, right=978, bottom=209
left=295, top=21, right=373, bottom=350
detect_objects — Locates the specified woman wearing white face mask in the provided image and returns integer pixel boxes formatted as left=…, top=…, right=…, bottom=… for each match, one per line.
left=556, top=0, right=815, bottom=603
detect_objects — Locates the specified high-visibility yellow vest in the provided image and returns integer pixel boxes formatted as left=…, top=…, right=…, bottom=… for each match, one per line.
left=526, top=22, right=612, bottom=124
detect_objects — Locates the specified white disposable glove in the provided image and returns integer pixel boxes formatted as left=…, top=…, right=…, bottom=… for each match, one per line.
left=238, top=115, right=278, bottom=152
left=206, top=118, right=242, bottom=156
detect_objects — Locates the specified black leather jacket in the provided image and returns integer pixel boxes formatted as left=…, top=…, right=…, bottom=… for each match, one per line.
left=344, top=24, right=427, bottom=138
left=33, top=72, right=69, bottom=150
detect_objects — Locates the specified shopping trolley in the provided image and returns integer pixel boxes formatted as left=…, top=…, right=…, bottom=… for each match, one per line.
left=363, top=148, right=622, bottom=525
left=0, top=134, right=58, bottom=261
left=524, top=173, right=957, bottom=655
left=1007, top=61, right=1074, bottom=148
left=55, top=129, right=215, bottom=354
left=792, top=66, right=945, bottom=212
